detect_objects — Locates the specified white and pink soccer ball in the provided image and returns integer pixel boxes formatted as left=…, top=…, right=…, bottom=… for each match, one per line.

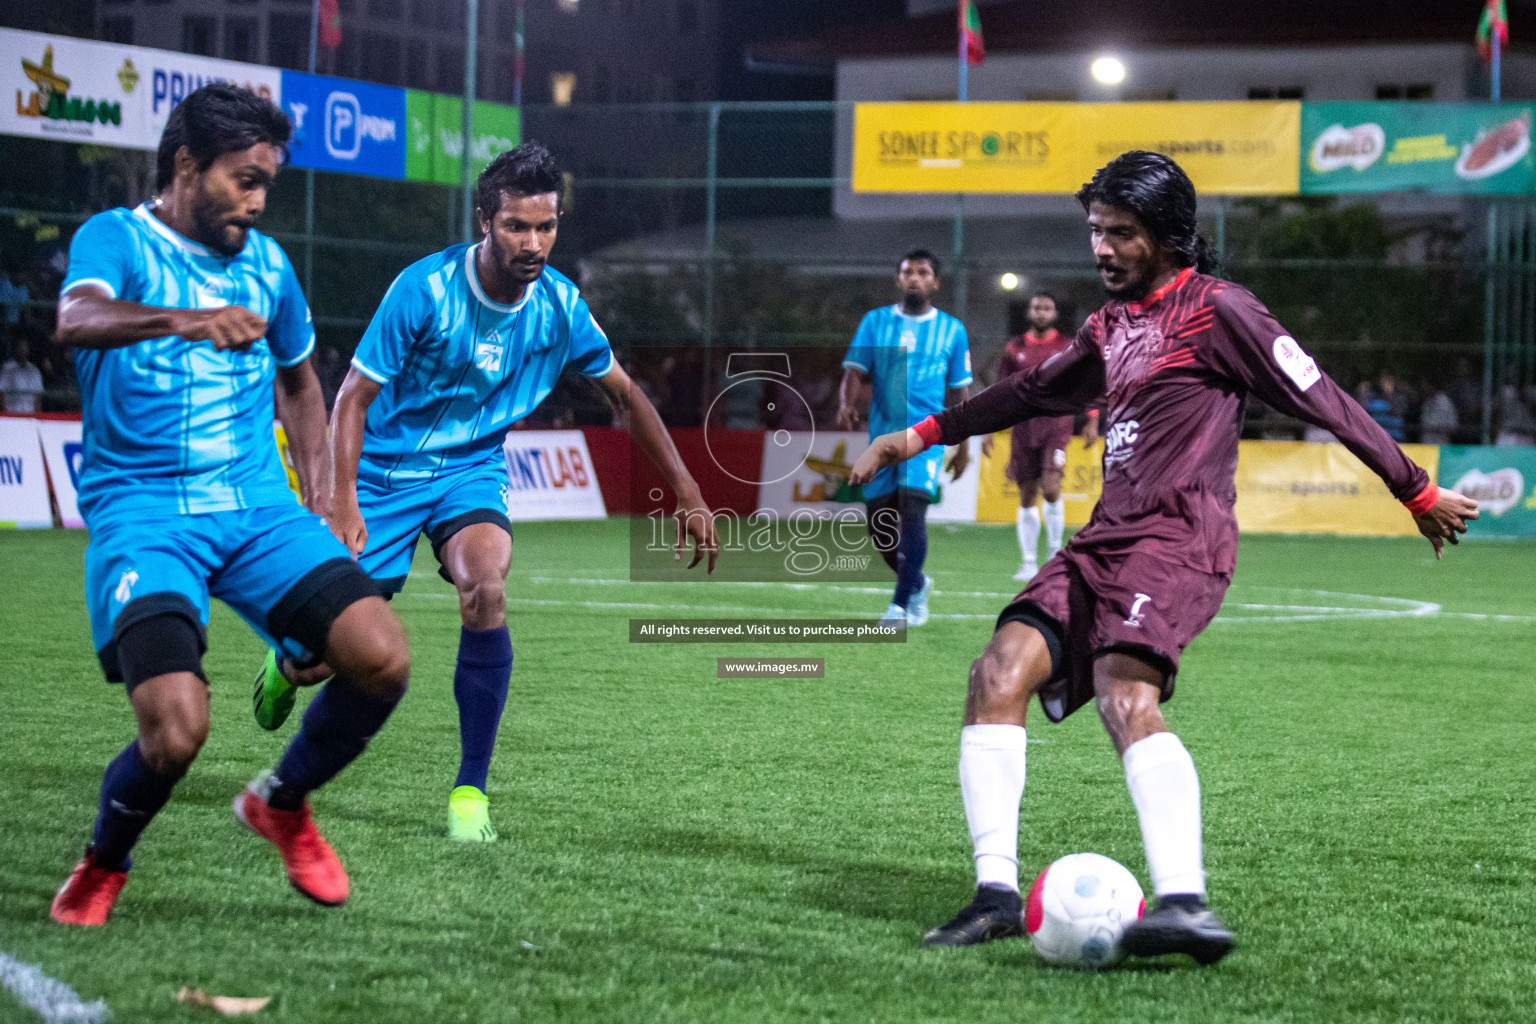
left=1025, top=853, right=1145, bottom=969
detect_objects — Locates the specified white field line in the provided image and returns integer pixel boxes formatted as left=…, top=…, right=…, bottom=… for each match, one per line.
left=0, top=951, right=111, bottom=1024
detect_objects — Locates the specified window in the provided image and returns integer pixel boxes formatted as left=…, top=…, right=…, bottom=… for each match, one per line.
left=1025, top=89, right=1078, bottom=101
left=101, top=17, right=133, bottom=43
left=361, top=32, right=402, bottom=85
left=1248, top=87, right=1303, bottom=100
left=436, top=45, right=464, bottom=92
left=407, top=40, right=431, bottom=89
left=368, top=0, right=402, bottom=20
left=268, top=12, right=310, bottom=70
left=550, top=72, right=577, bottom=106
left=676, top=0, right=697, bottom=36
left=101, top=0, right=131, bottom=6
left=183, top=16, right=217, bottom=56
left=557, top=0, right=579, bottom=13
left=1124, top=88, right=1177, bottom=101
left=224, top=17, right=257, bottom=61
left=1376, top=83, right=1434, bottom=100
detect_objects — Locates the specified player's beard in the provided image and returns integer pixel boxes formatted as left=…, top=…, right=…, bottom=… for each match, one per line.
left=487, top=233, right=546, bottom=286
left=191, top=185, right=252, bottom=258
left=1098, top=259, right=1151, bottom=301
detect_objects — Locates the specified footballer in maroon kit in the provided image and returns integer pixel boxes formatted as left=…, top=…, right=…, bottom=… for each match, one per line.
left=851, top=151, right=1478, bottom=963
left=984, top=291, right=1098, bottom=581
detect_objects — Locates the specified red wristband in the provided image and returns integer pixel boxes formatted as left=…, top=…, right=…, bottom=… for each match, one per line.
left=913, top=415, right=943, bottom=449
left=1086, top=409, right=1100, bottom=418
left=1403, top=479, right=1438, bottom=517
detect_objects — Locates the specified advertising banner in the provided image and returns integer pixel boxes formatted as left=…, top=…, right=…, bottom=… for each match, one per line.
left=929, top=436, right=981, bottom=523
left=280, top=70, right=404, bottom=179
left=1436, top=445, right=1536, bottom=538
left=976, top=431, right=1103, bottom=526
left=1301, top=102, right=1535, bottom=195
left=503, top=430, right=606, bottom=521
left=756, top=430, right=869, bottom=516
left=405, top=90, right=521, bottom=186
left=1234, top=441, right=1439, bottom=536
left=853, top=101, right=1299, bottom=195
left=34, top=418, right=83, bottom=528
left=1, top=27, right=280, bottom=151
left=0, top=417, right=52, bottom=528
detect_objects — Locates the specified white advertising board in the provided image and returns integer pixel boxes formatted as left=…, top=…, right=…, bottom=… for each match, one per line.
left=0, top=417, right=52, bottom=528
left=1, top=27, right=281, bottom=151
left=502, top=430, right=607, bottom=521
left=35, top=418, right=84, bottom=528
left=756, top=430, right=979, bottom=521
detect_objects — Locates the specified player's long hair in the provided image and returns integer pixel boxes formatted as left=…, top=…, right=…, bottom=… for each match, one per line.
left=1075, top=151, right=1218, bottom=275
left=155, top=83, right=290, bottom=193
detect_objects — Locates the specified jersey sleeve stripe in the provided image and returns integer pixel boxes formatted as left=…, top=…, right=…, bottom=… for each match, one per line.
left=842, top=359, right=870, bottom=372
left=62, top=278, right=118, bottom=299
left=947, top=374, right=974, bottom=387
left=579, top=349, right=617, bottom=379
left=273, top=333, right=316, bottom=368
left=350, top=355, right=390, bottom=384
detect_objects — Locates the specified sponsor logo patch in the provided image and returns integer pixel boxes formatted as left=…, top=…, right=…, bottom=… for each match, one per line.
left=1272, top=336, right=1320, bottom=392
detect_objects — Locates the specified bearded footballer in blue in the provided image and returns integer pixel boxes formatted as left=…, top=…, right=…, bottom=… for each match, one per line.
left=49, top=85, right=411, bottom=926
left=836, top=249, right=973, bottom=628
left=253, top=143, right=718, bottom=842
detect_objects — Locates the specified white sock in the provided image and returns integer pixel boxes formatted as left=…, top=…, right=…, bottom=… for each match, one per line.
left=1123, top=731, right=1206, bottom=897
left=1016, top=507, right=1041, bottom=568
left=959, top=723, right=1027, bottom=892
left=1042, top=498, right=1066, bottom=557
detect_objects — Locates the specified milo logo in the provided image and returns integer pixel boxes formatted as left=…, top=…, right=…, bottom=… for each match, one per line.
left=1452, top=467, right=1524, bottom=516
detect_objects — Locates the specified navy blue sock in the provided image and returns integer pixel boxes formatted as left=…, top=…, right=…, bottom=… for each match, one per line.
left=268, top=676, right=401, bottom=810
left=92, top=741, right=179, bottom=871
left=892, top=496, right=930, bottom=607
left=453, top=626, right=513, bottom=791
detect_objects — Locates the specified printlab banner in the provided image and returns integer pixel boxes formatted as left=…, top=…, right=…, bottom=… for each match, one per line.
left=35, top=418, right=84, bottom=528
left=1301, top=102, right=1535, bottom=195
left=405, top=90, right=521, bottom=186
left=281, top=70, right=404, bottom=179
left=503, top=430, right=606, bottom=521
left=1436, top=445, right=1536, bottom=538
left=1, top=27, right=281, bottom=151
left=853, top=101, right=1301, bottom=195
left=0, top=417, right=52, bottom=528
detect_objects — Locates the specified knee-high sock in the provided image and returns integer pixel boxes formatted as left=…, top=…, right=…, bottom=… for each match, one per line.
left=892, top=494, right=929, bottom=607
left=1042, top=498, right=1066, bottom=557
left=92, top=741, right=179, bottom=871
left=1017, top=506, right=1041, bottom=567
left=959, top=724, right=1027, bottom=892
left=453, top=625, right=513, bottom=791
left=268, top=675, right=402, bottom=811
left=1123, top=731, right=1206, bottom=897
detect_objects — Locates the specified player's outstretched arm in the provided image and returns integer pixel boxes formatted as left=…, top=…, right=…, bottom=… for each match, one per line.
left=275, top=360, right=332, bottom=521
left=329, top=368, right=382, bottom=556
left=56, top=286, right=267, bottom=352
left=595, top=363, right=718, bottom=573
left=849, top=426, right=929, bottom=487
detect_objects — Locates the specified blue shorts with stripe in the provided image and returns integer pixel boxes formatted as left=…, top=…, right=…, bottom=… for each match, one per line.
left=84, top=502, right=353, bottom=679
left=356, top=453, right=512, bottom=594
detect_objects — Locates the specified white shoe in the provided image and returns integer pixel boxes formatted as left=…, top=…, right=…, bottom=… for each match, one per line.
left=906, top=574, right=932, bottom=627
left=1013, top=563, right=1038, bottom=582
left=879, top=603, right=908, bottom=629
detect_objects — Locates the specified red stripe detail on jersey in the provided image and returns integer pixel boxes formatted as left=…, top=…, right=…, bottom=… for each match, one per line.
left=1128, top=267, right=1195, bottom=314
left=1025, top=868, right=1048, bottom=934
left=1403, top=480, right=1439, bottom=516
left=1171, top=310, right=1216, bottom=339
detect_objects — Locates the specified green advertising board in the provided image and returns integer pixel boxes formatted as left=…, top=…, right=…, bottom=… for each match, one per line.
left=1301, top=102, right=1535, bottom=194
left=405, top=90, right=521, bottom=185
left=1437, top=445, right=1536, bottom=538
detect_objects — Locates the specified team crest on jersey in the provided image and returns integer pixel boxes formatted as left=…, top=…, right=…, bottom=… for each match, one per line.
left=1272, top=336, right=1320, bottom=392
left=476, top=333, right=505, bottom=373
left=899, top=329, right=917, bottom=352
left=114, top=569, right=139, bottom=605
left=1124, top=592, right=1152, bottom=627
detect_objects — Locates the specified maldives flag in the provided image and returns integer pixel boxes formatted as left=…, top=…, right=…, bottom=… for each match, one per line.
left=319, top=0, right=342, bottom=51
left=959, top=0, right=984, bottom=64
left=1477, top=0, right=1508, bottom=63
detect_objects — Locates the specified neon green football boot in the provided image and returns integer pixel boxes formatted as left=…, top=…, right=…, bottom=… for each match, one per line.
left=448, top=786, right=498, bottom=842
left=252, top=649, right=297, bottom=731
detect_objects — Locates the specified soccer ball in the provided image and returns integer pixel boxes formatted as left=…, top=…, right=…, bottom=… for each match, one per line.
left=1025, top=853, right=1145, bottom=969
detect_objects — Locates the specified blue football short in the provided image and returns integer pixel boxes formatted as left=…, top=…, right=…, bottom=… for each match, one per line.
left=355, top=453, right=512, bottom=595
left=84, top=502, right=355, bottom=679
left=861, top=445, right=944, bottom=502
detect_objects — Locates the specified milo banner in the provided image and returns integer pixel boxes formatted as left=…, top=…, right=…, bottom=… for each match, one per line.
left=853, top=101, right=1300, bottom=195
left=1301, top=102, right=1535, bottom=194
left=1436, top=445, right=1536, bottom=538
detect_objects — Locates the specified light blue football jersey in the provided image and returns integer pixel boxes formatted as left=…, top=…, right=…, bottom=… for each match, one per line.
left=350, top=243, right=615, bottom=485
left=61, top=203, right=314, bottom=522
left=842, top=304, right=973, bottom=439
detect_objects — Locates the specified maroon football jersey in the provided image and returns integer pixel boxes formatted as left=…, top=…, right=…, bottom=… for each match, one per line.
left=1000, top=329, right=1074, bottom=450
left=935, top=269, right=1430, bottom=577
left=1000, top=328, right=1071, bottom=376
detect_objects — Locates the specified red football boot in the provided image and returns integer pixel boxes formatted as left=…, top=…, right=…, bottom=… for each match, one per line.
left=233, top=775, right=349, bottom=907
left=50, top=847, right=128, bottom=926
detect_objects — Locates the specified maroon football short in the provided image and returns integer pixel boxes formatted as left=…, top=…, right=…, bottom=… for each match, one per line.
left=1006, top=417, right=1074, bottom=484
left=996, top=547, right=1230, bottom=723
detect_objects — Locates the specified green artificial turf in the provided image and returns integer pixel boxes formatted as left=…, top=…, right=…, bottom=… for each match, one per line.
left=1, top=522, right=1532, bottom=1023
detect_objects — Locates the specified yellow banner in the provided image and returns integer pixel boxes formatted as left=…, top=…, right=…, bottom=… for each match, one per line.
left=853, top=102, right=1300, bottom=195
left=1234, top=441, right=1438, bottom=537
left=978, top=437, right=1435, bottom=537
